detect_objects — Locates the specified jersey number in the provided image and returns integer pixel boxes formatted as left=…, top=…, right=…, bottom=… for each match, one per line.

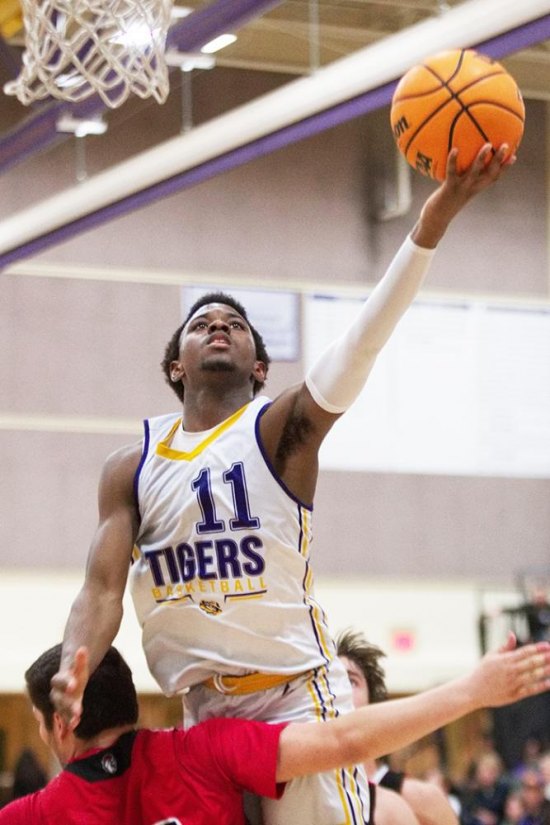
left=192, top=462, right=260, bottom=534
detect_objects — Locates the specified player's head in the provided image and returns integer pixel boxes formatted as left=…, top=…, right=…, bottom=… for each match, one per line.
left=161, top=292, right=271, bottom=402
left=336, top=629, right=388, bottom=708
left=25, top=644, right=139, bottom=741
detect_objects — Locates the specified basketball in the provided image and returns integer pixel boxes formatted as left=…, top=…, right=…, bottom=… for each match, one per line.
left=390, top=49, right=525, bottom=181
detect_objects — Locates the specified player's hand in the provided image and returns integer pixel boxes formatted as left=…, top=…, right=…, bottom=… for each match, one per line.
left=442, top=142, right=515, bottom=202
left=468, top=632, right=550, bottom=708
left=412, top=142, right=514, bottom=248
left=50, top=647, right=89, bottom=730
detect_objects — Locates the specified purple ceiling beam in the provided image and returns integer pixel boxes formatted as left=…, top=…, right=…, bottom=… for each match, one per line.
left=0, top=0, right=283, bottom=174
left=166, top=0, right=283, bottom=51
left=475, top=13, right=550, bottom=58
left=1, top=13, right=549, bottom=270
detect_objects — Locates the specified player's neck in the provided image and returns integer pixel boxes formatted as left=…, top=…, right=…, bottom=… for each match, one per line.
left=181, top=386, right=255, bottom=431
left=74, top=724, right=136, bottom=757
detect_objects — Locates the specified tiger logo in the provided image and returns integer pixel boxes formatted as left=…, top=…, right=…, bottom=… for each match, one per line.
left=199, top=600, right=222, bottom=615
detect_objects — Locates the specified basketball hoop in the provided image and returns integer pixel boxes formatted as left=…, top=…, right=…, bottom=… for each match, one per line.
left=4, top=0, right=174, bottom=109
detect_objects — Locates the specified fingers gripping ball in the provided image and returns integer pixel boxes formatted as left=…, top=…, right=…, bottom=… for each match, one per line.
left=390, top=49, right=525, bottom=181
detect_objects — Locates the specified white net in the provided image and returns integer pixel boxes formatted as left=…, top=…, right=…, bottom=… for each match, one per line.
left=4, top=0, right=173, bottom=108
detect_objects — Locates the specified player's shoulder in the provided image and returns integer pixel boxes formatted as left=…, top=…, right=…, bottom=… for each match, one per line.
left=103, top=440, right=143, bottom=473
left=98, top=440, right=143, bottom=498
left=256, top=382, right=303, bottom=434
left=0, top=789, right=41, bottom=823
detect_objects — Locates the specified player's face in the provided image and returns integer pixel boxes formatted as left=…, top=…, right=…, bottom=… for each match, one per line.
left=172, top=303, right=265, bottom=388
left=340, top=656, right=369, bottom=709
left=33, top=706, right=51, bottom=746
left=33, top=707, right=62, bottom=761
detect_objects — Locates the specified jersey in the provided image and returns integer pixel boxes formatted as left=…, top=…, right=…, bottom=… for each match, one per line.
left=0, top=720, right=285, bottom=825
left=132, top=396, right=372, bottom=825
left=132, top=395, right=334, bottom=695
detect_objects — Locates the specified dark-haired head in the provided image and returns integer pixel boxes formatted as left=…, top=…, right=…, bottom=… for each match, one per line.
left=25, top=645, right=139, bottom=740
left=336, top=629, right=388, bottom=704
left=161, top=292, right=271, bottom=403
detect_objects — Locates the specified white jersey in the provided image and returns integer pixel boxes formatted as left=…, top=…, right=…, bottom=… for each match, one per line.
left=131, top=396, right=334, bottom=695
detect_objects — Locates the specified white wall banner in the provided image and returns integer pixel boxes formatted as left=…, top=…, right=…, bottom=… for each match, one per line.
left=306, top=294, right=550, bottom=478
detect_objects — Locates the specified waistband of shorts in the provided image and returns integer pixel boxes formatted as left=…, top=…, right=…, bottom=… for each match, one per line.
left=202, top=670, right=308, bottom=695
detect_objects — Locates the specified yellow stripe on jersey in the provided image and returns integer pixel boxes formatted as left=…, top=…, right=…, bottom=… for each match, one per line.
left=307, top=596, right=333, bottom=661
left=304, top=564, right=332, bottom=662
left=301, top=507, right=335, bottom=662
left=306, top=671, right=323, bottom=720
left=306, top=670, right=355, bottom=825
left=315, top=671, right=366, bottom=822
left=343, top=765, right=365, bottom=822
left=334, top=771, right=354, bottom=825
left=155, top=403, right=249, bottom=461
left=298, top=506, right=312, bottom=558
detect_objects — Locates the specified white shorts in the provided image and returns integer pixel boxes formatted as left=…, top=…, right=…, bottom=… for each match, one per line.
left=184, top=656, right=371, bottom=825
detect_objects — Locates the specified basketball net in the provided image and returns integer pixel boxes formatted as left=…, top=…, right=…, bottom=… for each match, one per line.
left=4, top=0, right=174, bottom=108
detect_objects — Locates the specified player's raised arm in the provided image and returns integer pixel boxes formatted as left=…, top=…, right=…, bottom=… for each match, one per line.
left=304, top=143, right=512, bottom=419
left=276, top=633, right=550, bottom=782
left=50, top=443, right=141, bottom=728
left=261, top=144, right=513, bottom=505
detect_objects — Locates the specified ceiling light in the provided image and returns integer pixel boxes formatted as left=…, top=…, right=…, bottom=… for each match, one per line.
left=170, top=5, right=193, bottom=19
left=200, top=33, right=237, bottom=54
left=165, top=50, right=216, bottom=71
left=56, top=115, right=108, bottom=138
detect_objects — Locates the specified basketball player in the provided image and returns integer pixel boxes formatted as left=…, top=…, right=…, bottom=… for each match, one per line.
left=51, top=144, right=513, bottom=824
left=7, top=635, right=550, bottom=824
left=337, top=629, right=460, bottom=825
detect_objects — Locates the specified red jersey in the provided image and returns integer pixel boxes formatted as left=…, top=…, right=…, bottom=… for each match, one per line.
left=0, top=718, right=285, bottom=824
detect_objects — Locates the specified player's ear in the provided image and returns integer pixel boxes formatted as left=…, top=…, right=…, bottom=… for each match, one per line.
left=53, top=711, right=72, bottom=742
left=252, top=360, right=267, bottom=384
left=170, top=360, right=185, bottom=383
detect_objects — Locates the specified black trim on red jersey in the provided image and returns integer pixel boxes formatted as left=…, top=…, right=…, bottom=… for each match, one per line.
left=65, top=731, right=137, bottom=783
left=378, top=768, right=405, bottom=793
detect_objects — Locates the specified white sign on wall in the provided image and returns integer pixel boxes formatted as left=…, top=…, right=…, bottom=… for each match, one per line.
left=305, top=294, right=550, bottom=478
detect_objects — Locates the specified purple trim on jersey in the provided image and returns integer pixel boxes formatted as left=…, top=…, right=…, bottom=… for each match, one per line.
left=255, top=402, right=329, bottom=664
left=308, top=670, right=368, bottom=823
left=354, top=766, right=370, bottom=824
left=224, top=588, right=268, bottom=600
left=342, top=767, right=368, bottom=825
left=310, top=668, right=328, bottom=720
left=254, top=401, right=313, bottom=512
left=301, top=537, right=330, bottom=663
left=343, top=771, right=360, bottom=825
left=133, top=419, right=150, bottom=521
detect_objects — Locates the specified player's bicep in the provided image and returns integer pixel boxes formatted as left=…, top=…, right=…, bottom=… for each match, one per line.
left=84, top=447, right=140, bottom=593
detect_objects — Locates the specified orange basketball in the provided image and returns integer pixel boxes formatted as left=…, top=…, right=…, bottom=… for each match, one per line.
left=390, top=49, right=525, bottom=181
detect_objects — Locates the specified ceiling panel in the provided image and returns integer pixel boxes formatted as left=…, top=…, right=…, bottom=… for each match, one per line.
left=167, top=0, right=550, bottom=98
left=1, top=0, right=548, bottom=91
